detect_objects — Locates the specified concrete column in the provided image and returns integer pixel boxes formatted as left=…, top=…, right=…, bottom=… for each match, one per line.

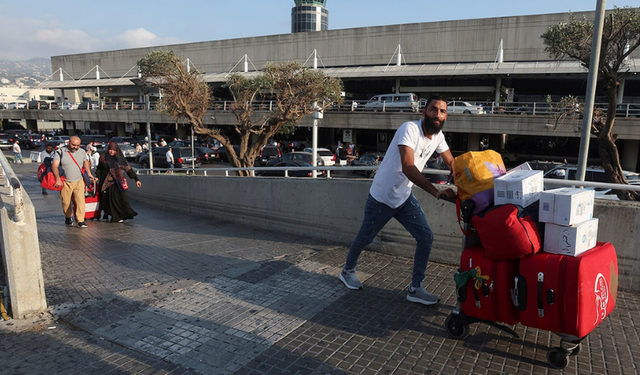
left=622, top=139, right=639, bottom=172
left=466, top=133, right=481, bottom=151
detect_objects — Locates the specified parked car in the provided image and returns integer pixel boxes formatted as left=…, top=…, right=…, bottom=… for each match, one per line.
left=7, top=102, right=26, bottom=110
left=216, top=145, right=240, bottom=162
left=77, top=101, right=99, bottom=110
left=258, top=160, right=326, bottom=177
left=27, top=100, right=49, bottom=110
left=266, top=151, right=325, bottom=167
left=118, top=143, right=137, bottom=160
left=282, top=136, right=310, bottom=151
left=0, top=134, right=17, bottom=148
left=18, top=133, right=43, bottom=149
left=109, top=136, right=137, bottom=145
left=138, top=147, right=201, bottom=169
left=194, top=147, right=214, bottom=164
left=544, top=164, right=640, bottom=200
left=614, top=104, right=640, bottom=118
left=168, top=140, right=191, bottom=147
left=303, top=147, right=336, bottom=166
left=511, top=103, right=551, bottom=115
left=423, top=157, right=450, bottom=184
left=257, top=145, right=283, bottom=166
left=47, top=135, right=71, bottom=149
left=80, top=135, right=108, bottom=150
left=351, top=152, right=384, bottom=177
left=364, top=93, right=419, bottom=112
left=447, top=101, right=486, bottom=114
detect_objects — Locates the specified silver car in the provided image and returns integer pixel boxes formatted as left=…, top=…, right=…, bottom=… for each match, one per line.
left=118, top=143, right=137, bottom=160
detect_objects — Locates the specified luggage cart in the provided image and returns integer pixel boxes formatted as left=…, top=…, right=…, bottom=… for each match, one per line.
left=443, top=197, right=583, bottom=370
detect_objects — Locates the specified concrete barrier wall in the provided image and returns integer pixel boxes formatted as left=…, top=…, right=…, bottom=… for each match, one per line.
left=129, top=175, right=640, bottom=294
left=0, top=184, right=47, bottom=318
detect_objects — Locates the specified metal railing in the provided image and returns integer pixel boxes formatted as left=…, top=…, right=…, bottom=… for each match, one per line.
left=135, top=164, right=640, bottom=197
left=8, top=100, right=638, bottom=118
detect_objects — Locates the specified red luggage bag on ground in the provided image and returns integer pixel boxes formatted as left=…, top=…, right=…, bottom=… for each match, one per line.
left=74, top=182, right=101, bottom=221
left=457, top=246, right=520, bottom=325
left=517, top=242, right=618, bottom=338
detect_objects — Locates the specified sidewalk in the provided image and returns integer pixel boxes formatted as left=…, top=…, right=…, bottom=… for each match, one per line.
left=1, top=163, right=639, bottom=374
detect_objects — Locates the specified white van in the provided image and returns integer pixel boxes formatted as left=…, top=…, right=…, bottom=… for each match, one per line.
left=364, top=93, right=419, bottom=112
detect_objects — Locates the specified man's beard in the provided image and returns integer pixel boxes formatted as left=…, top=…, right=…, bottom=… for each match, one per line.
left=423, top=115, right=445, bottom=135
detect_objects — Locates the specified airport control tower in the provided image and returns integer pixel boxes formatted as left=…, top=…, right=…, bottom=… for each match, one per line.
left=292, top=0, right=329, bottom=33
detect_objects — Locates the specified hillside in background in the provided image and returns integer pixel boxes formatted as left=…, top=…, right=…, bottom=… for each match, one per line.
left=0, top=58, right=51, bottom=87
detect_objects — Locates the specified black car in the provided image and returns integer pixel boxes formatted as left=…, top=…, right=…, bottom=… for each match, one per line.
left=259, top=160, right=326, bottom=177
left=18, top=133, right=43, bottom=149
left=195, top=147, right=214, bottom=164
left=77, top=101, right=98, bottom=110
left=216, top=145, right=240, bottom=162
left=0, top=134, right=17, bottom=149
left=27, top=100, right=49, bottom=110
left=351, top=152, right=384, bottom=177
left=109, top=136, right=137, bottom=144
left=257, top=146, right=283, bottom=166
left=266, top=151, right=325, bottom=167
left=423, top=157, right=450, bottom=184
left=138, top=146, right=201, bottom=169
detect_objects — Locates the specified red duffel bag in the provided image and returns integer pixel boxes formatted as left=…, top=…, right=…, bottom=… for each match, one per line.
left=471, top=203, right=542, bottom=260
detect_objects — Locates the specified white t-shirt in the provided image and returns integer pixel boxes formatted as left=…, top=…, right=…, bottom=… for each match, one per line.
left=166, top=149, right=174, bottom=163
left=370, top=119, right=449, bottom=209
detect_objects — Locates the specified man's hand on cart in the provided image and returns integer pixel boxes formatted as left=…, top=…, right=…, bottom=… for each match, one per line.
left=436, top=188, right=456, bottom=201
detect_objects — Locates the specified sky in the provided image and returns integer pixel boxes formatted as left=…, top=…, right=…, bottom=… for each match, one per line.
left=2, top=0, right=639, bottom=61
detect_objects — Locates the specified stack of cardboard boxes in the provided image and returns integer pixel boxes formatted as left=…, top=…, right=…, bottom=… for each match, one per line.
left=492, top=166, right=599, bottom=257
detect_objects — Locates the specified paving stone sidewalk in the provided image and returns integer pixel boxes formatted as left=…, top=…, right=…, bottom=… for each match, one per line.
left=1, top=163, right=639, bottom=374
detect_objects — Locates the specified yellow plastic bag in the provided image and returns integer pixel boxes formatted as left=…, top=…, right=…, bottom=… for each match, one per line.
left=453, top=150, right=506, bottom=214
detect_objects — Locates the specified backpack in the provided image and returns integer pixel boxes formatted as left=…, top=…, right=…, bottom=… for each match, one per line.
left=453, top=150, right=506, bottom=215
left=38, top=152, right=66, bottom=191
left=470, top=203, right=542, bottom=260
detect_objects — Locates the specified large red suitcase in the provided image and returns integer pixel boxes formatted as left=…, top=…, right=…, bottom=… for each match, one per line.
left=457, top=246, right=520, bottom=325
left=518, top=242, right=618, bottom=338
left=74, top=182, right=101, bottom=221
left=83, top=193, right=101, bottom=220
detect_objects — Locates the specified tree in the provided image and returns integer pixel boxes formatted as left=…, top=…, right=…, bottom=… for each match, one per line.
left=218, top=62, right=343, bottom=175
left=541, top=7, right=640, bottom=200
left=138, top=55, right=343, bottom=176
left=137, top=50, right=211, bottom=134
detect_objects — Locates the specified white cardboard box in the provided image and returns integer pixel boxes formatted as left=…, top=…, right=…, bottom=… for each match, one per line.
left=539, top=188, right=594, bottom=225
left=494, top=170, right=543, bottom=207
left=544, top=218, right=599, bottom=257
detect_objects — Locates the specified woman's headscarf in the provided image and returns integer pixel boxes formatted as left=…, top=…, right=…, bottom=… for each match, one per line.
left=100, top=142, right=133, bottom=191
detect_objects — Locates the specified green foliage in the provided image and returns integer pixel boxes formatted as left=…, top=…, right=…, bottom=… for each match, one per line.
left=542, top=7, right=640, bottom=80
left=137, top=50, right=210, bottom=130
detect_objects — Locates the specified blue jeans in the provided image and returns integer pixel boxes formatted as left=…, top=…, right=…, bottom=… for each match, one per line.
left=13, top=152, right=24, bottom=164
left=344, top=194, right=434, bottom=288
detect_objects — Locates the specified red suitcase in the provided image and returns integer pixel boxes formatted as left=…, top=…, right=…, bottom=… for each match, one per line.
left=457, top=246, right=520, bottom=325
left=517, top=242, right=618, bottom=338
left=74, top=182, right=101, bottom=221
left=83, top=193, right=101, bottom=220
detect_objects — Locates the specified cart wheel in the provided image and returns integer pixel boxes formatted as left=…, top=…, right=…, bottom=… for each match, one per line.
left=569, top=343, right=581, bottom=356
left=445, top=315, right=469, bottom=340
left=547, top=348, right=569, bottom=369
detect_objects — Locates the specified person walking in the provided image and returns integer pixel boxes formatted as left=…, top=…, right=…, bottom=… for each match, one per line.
left=12, top=140, right=24, bottom=164
left=40, top=143, right=55, bottom=195
left=96, top=142, right=141, bottom=223
left=51, top=136, right=96, bottom=228
left=166, top=146, right=175, bottom=171
left=339, top=94, right=455, bottom=306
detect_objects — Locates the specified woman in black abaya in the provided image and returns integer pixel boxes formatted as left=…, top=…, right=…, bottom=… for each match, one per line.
left=97, top=142, right=142, bottom=223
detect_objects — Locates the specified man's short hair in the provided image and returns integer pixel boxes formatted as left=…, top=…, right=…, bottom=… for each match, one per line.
left=425, top=94, right=448, bottom=108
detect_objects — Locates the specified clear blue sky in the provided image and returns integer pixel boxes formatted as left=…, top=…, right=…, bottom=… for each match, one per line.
left=1, top=0, right=638, bottom=61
